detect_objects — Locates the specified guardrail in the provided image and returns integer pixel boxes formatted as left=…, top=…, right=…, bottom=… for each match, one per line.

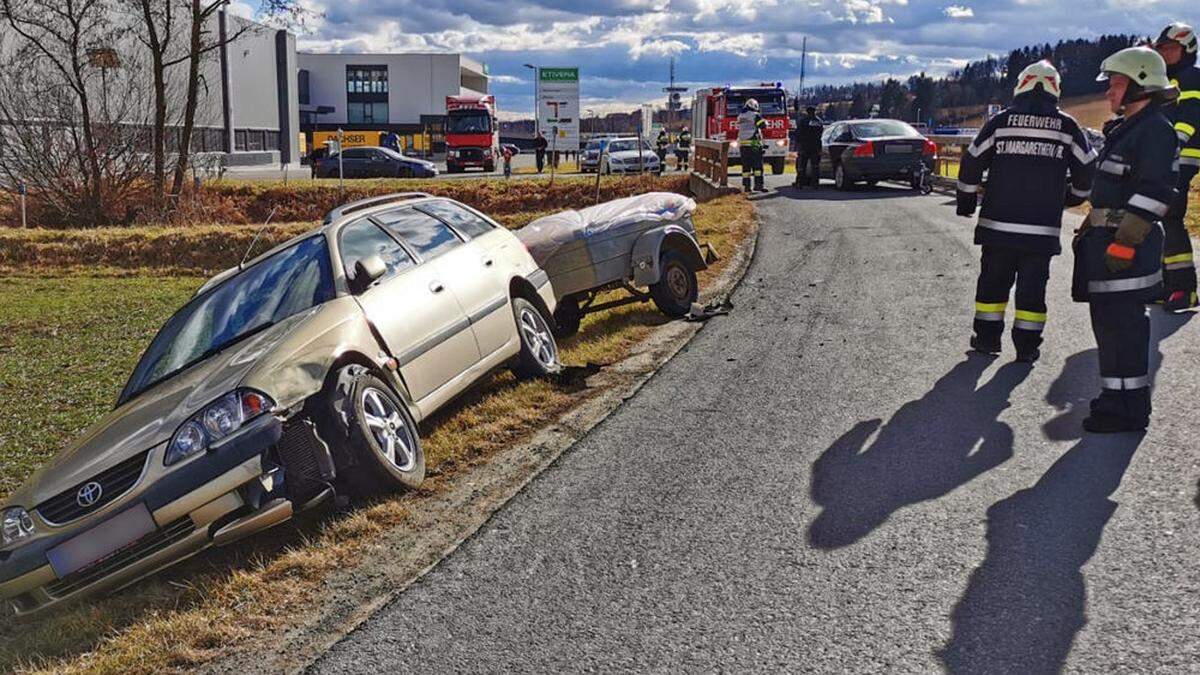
left=693, top=139, right=730, bottom=187
left=929, top=134, right=974, bottom=188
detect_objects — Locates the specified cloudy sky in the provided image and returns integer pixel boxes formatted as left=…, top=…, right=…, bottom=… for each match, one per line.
left=276, top=0, right=1195, bottom=118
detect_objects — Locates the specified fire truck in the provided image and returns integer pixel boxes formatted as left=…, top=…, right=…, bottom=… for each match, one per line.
left=691, top=83, right=790, bottom=174
left=445, top=95, right=499, bottom=173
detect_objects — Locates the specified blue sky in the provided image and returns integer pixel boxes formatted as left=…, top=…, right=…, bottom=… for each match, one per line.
left=280, top=0, right=1196, bottom=118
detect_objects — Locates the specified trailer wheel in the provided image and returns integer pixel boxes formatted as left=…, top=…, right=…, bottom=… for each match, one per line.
left=650, top=249, right=698, bottom=318
left=552, top=294, right=583, bottom=338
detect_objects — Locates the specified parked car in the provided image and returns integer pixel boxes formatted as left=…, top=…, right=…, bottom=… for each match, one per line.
left=819, top=119, right=937, bottom=190
left=516, top=192, right=717, bottom=337
left=0, top=193, right=559, bottom=615
left=316, top=146, right=438, bottom=179
left=580, top=138, right=612, bottom=173
left=599, top=137, right=659, bottom=174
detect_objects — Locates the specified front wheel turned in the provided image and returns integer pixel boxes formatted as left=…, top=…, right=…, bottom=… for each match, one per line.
left=326, top=369, right=425, bottom=498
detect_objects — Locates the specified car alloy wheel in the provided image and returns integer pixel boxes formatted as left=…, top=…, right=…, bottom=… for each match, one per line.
left=360, top=386, right=417, bottom=472
left=519, top=305, right=558, bottom=370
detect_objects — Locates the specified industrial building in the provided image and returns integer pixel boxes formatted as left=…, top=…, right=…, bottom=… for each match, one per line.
left=296, top=53, right=491, bottom=156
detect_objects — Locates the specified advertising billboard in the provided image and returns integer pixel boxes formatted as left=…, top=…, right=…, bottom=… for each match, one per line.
left=536, top=67, right=580, bottom=152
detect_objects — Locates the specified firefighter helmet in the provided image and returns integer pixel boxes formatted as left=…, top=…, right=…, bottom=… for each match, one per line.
left=745, top=98, right=760, bottom=112
left=1097, top=46, right=1179, bottom=102
left=1013, top=60, right=1062, bottom=98
left=1154, top=22, right=1197, bottom=55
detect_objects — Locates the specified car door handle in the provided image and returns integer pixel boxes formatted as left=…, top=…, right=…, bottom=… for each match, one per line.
left=429, top=281, right=445, bottom=294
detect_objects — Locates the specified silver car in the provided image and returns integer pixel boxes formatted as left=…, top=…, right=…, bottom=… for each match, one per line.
left=0, top=193, right=560, bottom=614
left=600, top=138, right=660, bottom=174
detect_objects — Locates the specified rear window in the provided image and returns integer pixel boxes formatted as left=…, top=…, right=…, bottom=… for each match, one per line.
left=850, top=120, right=921, bottom=139
left=418, top=201, right=495, bottom=239
left=375, top=208, right=463, bottom=260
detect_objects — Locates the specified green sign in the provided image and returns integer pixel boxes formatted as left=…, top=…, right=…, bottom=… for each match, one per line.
left=539, top=67, right=579, bottom=82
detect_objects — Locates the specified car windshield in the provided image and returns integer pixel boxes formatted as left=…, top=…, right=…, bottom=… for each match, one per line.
left=377, top=147, right=416, bottom=162
left=447, top=112, right=491, bottom=134
left=851, top=120, right=921, bottom=138
left=727, top=91, right=786, bottom=116
left=586, top=140, right=602, bottom=150
left=119, top=236, right=336, bottom=405
left=607, top=139, right=648, bottom=153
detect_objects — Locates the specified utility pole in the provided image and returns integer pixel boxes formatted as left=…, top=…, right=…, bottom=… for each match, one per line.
left=798, top=36, right=807, bottom=102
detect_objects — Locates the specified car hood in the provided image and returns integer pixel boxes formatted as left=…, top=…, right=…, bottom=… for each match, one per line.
left=609, top=149, right=656, bottom=161
left=7, top=311, right=315, bottom=508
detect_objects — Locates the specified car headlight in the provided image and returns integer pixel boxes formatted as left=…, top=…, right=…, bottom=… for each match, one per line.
left=776, top=139, right=786, bottom=147
left=448, top=150, right=458, bottom=158
left=2, top=507, right=35, bottom=546
left=730, top=141, right=739, bottom=149
left=165, top=389, right=273, bottom=466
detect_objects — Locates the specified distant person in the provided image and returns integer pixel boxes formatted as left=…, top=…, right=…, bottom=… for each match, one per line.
left=502, top=144, right=514, bottom=178
left=737, top=98, right=766, bottom=192
left=676, top=126, right=692, bottom=171
left=1152, top=22, right=1200, bottom=312
left=534, top=131, right=548, bottom=173
left=795, top=106, right=824, bottom=187
left=1074, top=46, right=1177, bottom=432
left=655, top=129, right=669, bottom=174
left=956, top=60, right=1095, bottom=364
left=381, top=131, right=401, bottom=153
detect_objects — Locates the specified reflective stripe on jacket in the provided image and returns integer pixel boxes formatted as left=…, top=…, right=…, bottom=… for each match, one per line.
left=1166, top=56, right=1200, bottom=166
left=957, top=94, right=1096, bottom=255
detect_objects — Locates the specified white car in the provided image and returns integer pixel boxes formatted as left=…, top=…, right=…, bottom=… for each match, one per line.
left=600, top=137, right=660, bottom=174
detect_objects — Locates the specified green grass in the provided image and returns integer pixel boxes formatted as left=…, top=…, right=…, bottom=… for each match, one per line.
left=0, top=277, right=204, bottom=500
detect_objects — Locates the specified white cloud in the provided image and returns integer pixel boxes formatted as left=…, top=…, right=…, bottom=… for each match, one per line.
left=943, top=5, right=974, bottom=19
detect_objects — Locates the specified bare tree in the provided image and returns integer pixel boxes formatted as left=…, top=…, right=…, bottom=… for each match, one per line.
left=0, top=0, right=154, bottom=225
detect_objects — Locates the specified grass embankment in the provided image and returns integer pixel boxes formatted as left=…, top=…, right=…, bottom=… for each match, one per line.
left=0, top=194, right=755, bottom=674
left=0, top=174, right=688, bottom=229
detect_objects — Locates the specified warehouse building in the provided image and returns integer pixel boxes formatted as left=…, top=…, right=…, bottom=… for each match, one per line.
left=296, top=53, right=491, bottom=156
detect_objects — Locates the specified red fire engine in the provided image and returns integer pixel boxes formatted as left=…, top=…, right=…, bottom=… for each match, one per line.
left=445, top=95, right=499, bottom=173
left=691, top=83, right=790, bottom=174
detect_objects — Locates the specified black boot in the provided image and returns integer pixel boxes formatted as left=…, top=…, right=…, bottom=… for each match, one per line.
left=970, top=335, right=1001, bottom=355
left=1015, top=349, right=1040, bottom=364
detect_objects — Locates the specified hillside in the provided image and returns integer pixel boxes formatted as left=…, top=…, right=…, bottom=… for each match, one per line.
left=950, top=93, right=1112, bottom=131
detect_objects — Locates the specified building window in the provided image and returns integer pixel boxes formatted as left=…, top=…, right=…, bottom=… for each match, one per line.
left=235, top=129, right=247, bottom=151
left=247, top=130, right=264, bottom=152
left=346, top=66, right=388, bottom=94
left=266, top=130, right=280, bottom=151
left=347, top=101, right=388, bottom=124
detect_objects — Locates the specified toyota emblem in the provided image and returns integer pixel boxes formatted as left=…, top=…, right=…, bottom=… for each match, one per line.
left=76, top=481, right=103, bottom=508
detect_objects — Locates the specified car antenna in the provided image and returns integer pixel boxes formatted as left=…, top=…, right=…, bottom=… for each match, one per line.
left=240, top=207, right=279, bottom=270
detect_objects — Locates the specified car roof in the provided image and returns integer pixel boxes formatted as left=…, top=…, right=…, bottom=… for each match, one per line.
left=202, top=194, right=446, bottom=291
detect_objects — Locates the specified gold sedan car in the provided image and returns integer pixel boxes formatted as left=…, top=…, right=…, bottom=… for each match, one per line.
left=0, top=193, right=560, bottom=614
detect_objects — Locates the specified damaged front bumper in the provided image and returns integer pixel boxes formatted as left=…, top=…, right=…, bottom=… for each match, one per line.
left=0, top=413, right=329, bottom=615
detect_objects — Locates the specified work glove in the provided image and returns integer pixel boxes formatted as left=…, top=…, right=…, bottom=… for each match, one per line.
left=1104, top=211, right=1152, bottom=273
left=956, top=193, right=977, bottom=217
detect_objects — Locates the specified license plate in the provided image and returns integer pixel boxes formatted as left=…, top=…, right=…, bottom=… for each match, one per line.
left=885, top=145, right=914, bottom=154
left=47, top=504, right=156, bottom=578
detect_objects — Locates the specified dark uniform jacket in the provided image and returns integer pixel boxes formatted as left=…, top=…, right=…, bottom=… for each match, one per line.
left=1073, top=102, right=1178, bottom=302
left=678, top=131, right=692, bottom=149
left=957, top=93, right=1096, bottom=256
left=797, top=114, right=824, bottom=153
left=1165, top=55, right=1200, bottom=169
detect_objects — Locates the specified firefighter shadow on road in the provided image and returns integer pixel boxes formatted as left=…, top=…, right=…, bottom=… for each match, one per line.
left=940, top=311, right=1190, bottom=673
left=807, top=356, right=1030, bottom=550
left=751, top=183, right=921, bottom=203
left=938, top=431, right=1140, bottom=674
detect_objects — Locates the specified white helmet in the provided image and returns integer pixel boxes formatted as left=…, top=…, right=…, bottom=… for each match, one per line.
left=745, top=98, right=760, bottom=112
left=1097, top=46, right=1179, bottom=102
left=1014, top=60, right=1062, bottom=99
left=1154, top=22, right=1197, bottom=56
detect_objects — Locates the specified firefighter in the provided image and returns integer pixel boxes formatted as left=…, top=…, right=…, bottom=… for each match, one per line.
left=1073, top=46, right=1178, bottom=432
left=795, top=105, right=824, bottom=188
left=676, top=126, right=692, bottom=172
left=1153, top=22, right=1200, bottom=312
left=737, top=98, right=767, bottom=192
left=655, top=129, right=670, bottom=174
left=957, top=60, right=1096, bottom=364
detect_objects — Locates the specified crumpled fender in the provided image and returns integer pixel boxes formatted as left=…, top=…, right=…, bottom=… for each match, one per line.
left=239, top=296, right=411, bottom=417
left=630, top=224, right=708, bottom=287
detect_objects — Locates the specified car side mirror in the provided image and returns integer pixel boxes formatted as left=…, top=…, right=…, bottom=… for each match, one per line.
left=352, top=255, right=387, bottom=293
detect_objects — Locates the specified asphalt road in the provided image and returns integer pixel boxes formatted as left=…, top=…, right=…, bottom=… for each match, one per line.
left=311, top=174, right=1200, bottom=673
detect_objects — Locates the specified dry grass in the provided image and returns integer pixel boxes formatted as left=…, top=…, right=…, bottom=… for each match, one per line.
left=0, top=195, right=755, bottom=675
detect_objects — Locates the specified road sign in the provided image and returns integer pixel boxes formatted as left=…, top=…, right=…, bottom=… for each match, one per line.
left=536, top=67, right=580, bottom=152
